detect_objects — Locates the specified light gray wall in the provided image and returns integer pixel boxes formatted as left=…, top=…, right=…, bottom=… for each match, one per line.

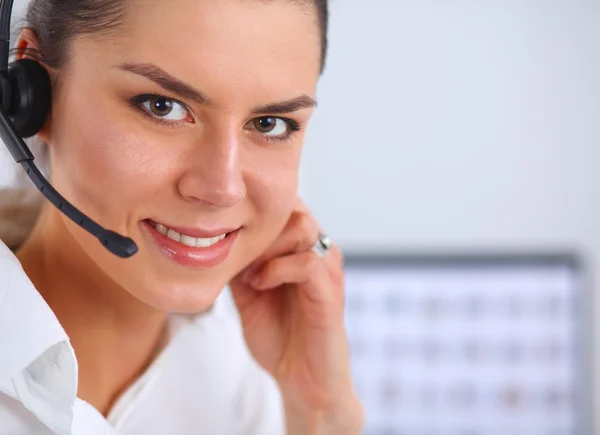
left=300, top=0, right=600, bottom=428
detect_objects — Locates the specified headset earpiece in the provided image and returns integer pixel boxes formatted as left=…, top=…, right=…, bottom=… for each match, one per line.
left=7, top=58, right=51, bottom=138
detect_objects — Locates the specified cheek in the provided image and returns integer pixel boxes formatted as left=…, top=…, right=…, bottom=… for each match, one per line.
left=244, top=145, right=301, bottom=233
left=50, top=95, right=179, bottom=223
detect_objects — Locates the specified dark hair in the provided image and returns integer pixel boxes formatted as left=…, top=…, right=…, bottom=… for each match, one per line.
left=19, top=0, right=329, bottom=74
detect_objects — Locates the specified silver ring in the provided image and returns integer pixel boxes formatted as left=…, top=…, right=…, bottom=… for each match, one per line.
left=311, top=232, right=333, bottom=258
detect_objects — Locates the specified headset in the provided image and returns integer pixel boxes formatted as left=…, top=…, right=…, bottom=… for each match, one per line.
left=0, top=0, right=138, bottom=258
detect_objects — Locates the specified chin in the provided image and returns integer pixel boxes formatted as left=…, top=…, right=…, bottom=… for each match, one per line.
left=131, top=278, right=227, bottom=314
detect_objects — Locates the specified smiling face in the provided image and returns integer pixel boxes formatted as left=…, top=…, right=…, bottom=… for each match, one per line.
left=35, top=0, right=322, bottom=312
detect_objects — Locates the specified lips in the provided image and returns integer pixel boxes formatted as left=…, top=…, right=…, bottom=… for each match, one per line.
left=142, top=219, right=240, bottom=269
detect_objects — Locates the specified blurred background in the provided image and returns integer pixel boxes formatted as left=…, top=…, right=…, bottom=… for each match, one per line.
left=298, top=1, right=599, bottom=434
left=2, top=0, right=599, bottom=434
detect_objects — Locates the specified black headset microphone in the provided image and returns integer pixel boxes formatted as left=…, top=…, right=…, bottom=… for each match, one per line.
left=0, top=0, right=138, bottom=258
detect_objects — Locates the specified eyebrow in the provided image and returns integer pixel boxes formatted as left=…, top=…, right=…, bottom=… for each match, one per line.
left=117, top=62, right=212, bottom=106
left=251, top=95, right=317, bottom=115
left=117, top=62, right=317, bottom=114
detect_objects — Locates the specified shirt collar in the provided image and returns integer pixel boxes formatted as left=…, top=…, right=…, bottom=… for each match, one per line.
left=0, top=238, right=227, bottom=435
left=0, top=239, right=78, bottom=435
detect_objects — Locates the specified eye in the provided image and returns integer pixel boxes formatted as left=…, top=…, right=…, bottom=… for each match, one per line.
left=248, top=116, right=299, bottom=140
left=252, top=117, right=288, bottom=136
left=141, top=96, right=189, bottom=121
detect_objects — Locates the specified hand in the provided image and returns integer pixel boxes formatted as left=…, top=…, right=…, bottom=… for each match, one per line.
left=229, top=199, right=364, bottom=434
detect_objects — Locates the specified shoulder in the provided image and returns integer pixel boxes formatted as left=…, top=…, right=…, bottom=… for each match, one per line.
left=0, top=239, right=71, bottom=399
left=0, top=238, right=23, bottom=305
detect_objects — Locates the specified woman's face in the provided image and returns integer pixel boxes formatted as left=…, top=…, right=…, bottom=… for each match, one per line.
left=41, top=0, right=322, bottom=312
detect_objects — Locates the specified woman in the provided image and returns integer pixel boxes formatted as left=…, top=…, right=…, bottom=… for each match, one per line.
left=0, top=0, right=364, bottom=434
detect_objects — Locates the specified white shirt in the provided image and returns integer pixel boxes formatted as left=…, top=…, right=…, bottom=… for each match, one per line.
left=0, top=239, right=285, bottom=435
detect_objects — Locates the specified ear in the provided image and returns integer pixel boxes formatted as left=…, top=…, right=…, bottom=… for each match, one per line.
left=14, top=28, right=53, bottom=143
left=15, top=28, right=41, bottom=61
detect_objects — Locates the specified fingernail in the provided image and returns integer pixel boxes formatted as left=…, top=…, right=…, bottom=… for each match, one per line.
left=251, top=275, right=263, bottom=288
left=242, top=268, right=262, bottom=287
left=241, top=268, right=254, bottom=284
left=242, top=262, right=265, bottom=285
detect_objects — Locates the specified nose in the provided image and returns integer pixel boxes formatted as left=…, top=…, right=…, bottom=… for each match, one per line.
left=177, top=128, right=246, bottom=208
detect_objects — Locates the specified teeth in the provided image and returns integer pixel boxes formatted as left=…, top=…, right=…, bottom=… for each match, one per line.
left=152, top=221, right=227, bottom=248
left=156, top=224, right=168, bottom=236
left=167, top=229, right=181, bottom=242
left=180, top=235, right=197, bottom=247
left=196, top=234, right=226, bottom=248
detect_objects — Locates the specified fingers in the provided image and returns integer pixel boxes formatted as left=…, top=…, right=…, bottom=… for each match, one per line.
left=237, top=197, right=344, bottom=299
left=244, top=246, right=344, bottom=298
left=253, top=210, right=321, bottom=266
left=246, top=251, right=320, bottom=289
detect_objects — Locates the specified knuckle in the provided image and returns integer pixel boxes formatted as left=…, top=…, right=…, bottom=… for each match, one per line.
left=290, top=212, right=317, bottom=249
